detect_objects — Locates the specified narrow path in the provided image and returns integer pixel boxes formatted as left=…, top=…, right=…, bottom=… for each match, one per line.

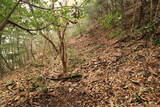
left=1, top=27, right=160, bottom=107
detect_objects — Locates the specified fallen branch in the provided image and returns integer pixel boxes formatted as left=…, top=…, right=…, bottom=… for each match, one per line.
left=48, top=74, right=82, bottom=81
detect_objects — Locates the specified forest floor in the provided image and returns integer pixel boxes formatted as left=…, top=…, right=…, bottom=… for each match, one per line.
left=0, top=25, right=160, bottom=107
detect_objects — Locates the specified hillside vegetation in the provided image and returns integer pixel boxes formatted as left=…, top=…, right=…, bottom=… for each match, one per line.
left=0, top=0, right=160, bottom=107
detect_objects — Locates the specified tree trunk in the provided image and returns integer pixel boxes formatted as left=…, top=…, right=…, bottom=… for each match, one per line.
left=0, top=33, right=3, bottom=72
left=60, top=39, right=67, bottom=73
left=58, top=23, right=68, bottom=73
left=30, top=39, right=36, bottom=61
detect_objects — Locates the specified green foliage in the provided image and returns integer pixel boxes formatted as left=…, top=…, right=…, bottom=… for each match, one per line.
left=41, top=87, right=48, bottom=93
left=98, top=9, right=122, bottom=29
left=0, top=0, right=86, bottom=74
left=36, top=75, right=44, bottom=81
left=133, top=22, right=160, bottom=45
left=131, top=27, right=142, bottom=35
left=31, top=82, right=39, bottom=89
left=29, top=75, right=46, bottom=92
left=152, top=36, right=160, bottom=46
left=110, top=28, right=124, bottom=39
left=141, top=23, right=155, bottom=34
left=67, top=48, right=77, bottom=56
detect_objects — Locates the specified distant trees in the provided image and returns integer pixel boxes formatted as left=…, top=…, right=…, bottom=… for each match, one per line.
left=0, top=0, right=86, bottom=75
left=88, top=0, right=160, bottom=43
left=1, top=0, right=159, bottom=76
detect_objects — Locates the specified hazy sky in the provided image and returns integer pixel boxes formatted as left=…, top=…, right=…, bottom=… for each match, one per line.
left=43, top=0, right=82, bottom=6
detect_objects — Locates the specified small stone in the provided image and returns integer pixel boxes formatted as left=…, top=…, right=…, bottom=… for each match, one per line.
left=69, top=88, right=73, bottom=92
left=71, top=83, right=78, bottom=87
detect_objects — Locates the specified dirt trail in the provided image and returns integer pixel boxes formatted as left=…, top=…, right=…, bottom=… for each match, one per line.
left=0, top=26, right=160, bottom=107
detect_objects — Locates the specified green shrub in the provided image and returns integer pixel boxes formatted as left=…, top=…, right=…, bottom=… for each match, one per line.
left=97, top=9, right=122, bottom=29
left=36, top=75, right=44, bottom=81
left=131, top=26, right=142, bottom=35
left=152, top=36, right=160, bottom=46
left=110, top=28, right=125, bottom=39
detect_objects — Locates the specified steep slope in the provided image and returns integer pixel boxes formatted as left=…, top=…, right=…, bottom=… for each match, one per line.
left=0, top=24, right=160, bottom=107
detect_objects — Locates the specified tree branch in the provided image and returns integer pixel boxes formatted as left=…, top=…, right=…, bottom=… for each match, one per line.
left=8, top=20, right=53, bottom=34
left=21, top=0, right=52, bottom=10
left=21, top=0, right=81, bottom=11
left=0, top=14, right=53, bottom=34
left=0, top=13, right=74, bottom=34
left=40, top=31, right=59, bottom=54
left=0, top=0, right=21, bottom=31
left=0, top=54, right=13, bottom=71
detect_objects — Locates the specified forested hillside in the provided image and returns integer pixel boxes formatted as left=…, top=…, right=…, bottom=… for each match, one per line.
left=0, top=0, right=160, bottom=107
